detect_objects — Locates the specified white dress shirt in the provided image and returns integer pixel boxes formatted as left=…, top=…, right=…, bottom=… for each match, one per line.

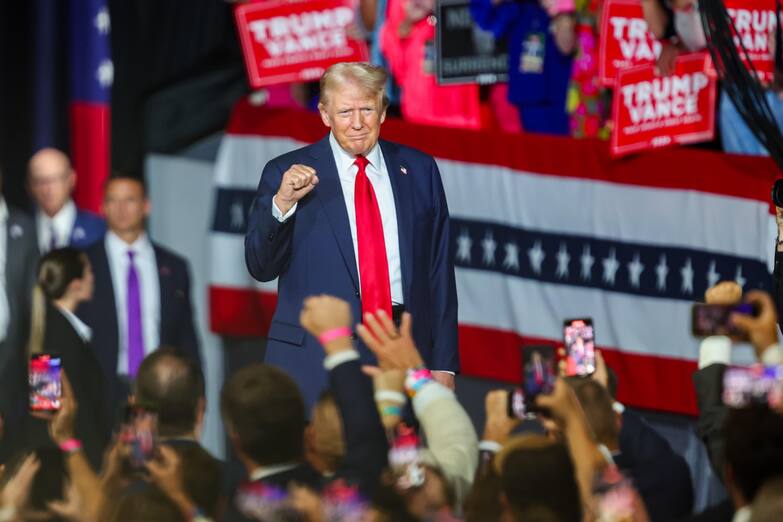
left=105, top=231, right=161, bottom=375
left=36, top=199, right=77, bottom=253
left=56, top=305, right=92, bottom=343
left=272, top=133, right=404, bottom=305
left=0, top=198, right=8, bottom=343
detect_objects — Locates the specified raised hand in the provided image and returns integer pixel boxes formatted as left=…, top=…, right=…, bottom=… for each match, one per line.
left=275, top=164, right=319, bottom=214
left=356, top=310, right=424, bottom=371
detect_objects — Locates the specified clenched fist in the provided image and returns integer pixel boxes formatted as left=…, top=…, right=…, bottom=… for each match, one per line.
left=275, top=164, right=319, bottom=214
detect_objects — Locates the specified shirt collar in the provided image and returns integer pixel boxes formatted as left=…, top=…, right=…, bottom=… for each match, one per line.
left=56, top=305, right=92, bottom=343
left=106, top=230, right=152, bottom=257
left=38, top=199, right=76, bottom=227
left=732, top=506, right=751, bottom=522
left=248, top=462, right=300, bottom=482
left=328, top=132, right=382, bottom=175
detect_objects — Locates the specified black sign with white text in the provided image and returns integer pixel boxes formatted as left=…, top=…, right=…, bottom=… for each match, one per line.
left=435, top=0, right=508, bottom=85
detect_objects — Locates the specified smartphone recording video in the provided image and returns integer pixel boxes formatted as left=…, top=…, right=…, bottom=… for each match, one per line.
left=120, top=406, right=158, bottom=469
left=523, top=345, right=556, bottom=398
left=563, top=318, right=596, bottom=376
left=507, top=388, right=527, bottom=420
left=29, top=353, right=62, bottom=412
left=722, top=365, right=783, bottom=409
left=691, top=303, right=756, bottom=339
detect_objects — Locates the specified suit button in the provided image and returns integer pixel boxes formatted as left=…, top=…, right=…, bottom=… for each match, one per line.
left=355, top=291, right=360, bottom=297
left=267, top=233, right=275, bottom=240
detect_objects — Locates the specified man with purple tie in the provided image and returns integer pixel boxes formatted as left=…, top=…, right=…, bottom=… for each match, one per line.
left=77, top=176, right=200, bottom=418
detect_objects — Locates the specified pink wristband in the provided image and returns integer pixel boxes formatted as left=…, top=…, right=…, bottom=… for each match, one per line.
left=318, top=327, right=352, bottom=345
left=58, top=439, right=82, bottom=453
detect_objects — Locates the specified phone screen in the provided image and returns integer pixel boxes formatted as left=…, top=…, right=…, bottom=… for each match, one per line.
left=120, top=406, right=158, bottom=469
left=691, top=303, right=755, bottom=338
left=522, top=345, right=556, bottom=398
left=507, top=388, right=527, bottom=420
left=723, top=365, right=783, bottom=409
left=29, top=354, right=62, bottom=412
left=564, top=318, right=595, bottom=376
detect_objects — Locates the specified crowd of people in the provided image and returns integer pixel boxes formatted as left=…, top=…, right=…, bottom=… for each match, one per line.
left=255, top=0, right=781, bottom=156
left=0, top=147, right=781, bottom=519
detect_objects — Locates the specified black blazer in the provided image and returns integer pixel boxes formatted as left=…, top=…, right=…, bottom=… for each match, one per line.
left=616, top=410, right=694, bottom=521
left=2, top=303, right=110, bottom=469
left=77, top=239, right=201, bottom=388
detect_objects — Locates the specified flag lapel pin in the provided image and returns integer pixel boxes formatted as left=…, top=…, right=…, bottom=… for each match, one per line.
left=400, top=166, right=408, bottom=175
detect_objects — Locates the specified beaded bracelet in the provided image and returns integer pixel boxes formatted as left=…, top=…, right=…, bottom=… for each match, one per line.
left=404, top=367, right=433, bottom=398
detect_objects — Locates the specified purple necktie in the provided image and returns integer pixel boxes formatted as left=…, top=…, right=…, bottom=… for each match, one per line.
left=126, top=250, right=144, bottom=377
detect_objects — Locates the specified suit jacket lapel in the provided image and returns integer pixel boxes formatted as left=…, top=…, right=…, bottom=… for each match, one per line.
left=380, top=140, right=413, bottom=304
left=308, top=135, right=360, bottom=291
left=155, top=246, right=173, bottom=337
left=94, top=244, right=119, bottom=374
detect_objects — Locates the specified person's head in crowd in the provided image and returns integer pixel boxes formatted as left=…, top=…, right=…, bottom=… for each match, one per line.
left=221, top=364, right=307, bottom=473
left=495, top=435, right=582, bottom=522
left=305, top=391, right=345, bottom=475
left=567, top=378, right=621, bottom=452
left=28, top=148, right=75, bottom=218
left=723, top=404, right=783, bottom=510
left=751, top=477, right=783, bottom=522
left=318, top=61, right=389, bottom=156
left=396, top=463, right=452, bottom=520
left=27, top=247, right=93, bottom=356
left=134, top=347, right=206, bottom=440
left=107, top=488, right=185, bottom=522
left=103, top=175, right=149, bottom=244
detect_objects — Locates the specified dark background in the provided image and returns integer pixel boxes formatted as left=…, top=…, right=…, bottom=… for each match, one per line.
left=0, top=0, right=248, bottom=211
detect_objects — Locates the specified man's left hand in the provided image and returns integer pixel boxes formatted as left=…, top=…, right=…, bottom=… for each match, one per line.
left=432, top=371, right=455, bottom=390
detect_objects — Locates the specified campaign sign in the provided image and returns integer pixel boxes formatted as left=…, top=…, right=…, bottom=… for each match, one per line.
left=436, top=0, right=508, bottom=85
left=725, top=0, right=776, bottom=82
left=234, top=0, right=369, bottom=88
left=611, top=53, right=717, bottom=157
left=599, top=0, right=662, bottom=87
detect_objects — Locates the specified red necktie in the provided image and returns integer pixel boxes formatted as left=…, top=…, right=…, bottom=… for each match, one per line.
left=354, top=155, right=392, bottom=317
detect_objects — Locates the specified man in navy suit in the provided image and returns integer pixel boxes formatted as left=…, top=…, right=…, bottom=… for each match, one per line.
left=28, top=148, right=105, bottom=251
left=245, top=62, right=458, bottom=408
left=78, top=176, right=200, bottom=420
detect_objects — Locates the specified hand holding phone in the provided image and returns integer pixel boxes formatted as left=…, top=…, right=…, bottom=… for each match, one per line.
left=691, top=303, right=756, bottom=339
left=120, top=406, right=158, bottom=469
left=29, top=353, right=62, bottom=412
left=563, top=318, right=596, bottom=376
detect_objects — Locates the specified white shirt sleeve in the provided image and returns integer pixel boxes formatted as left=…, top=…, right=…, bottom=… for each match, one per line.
left=271, top=198, right=297, bottom=223
left=698, top=336, right=732, bottom=369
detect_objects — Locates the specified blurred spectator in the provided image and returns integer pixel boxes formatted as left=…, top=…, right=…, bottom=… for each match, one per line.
left=304, top=391, right=346, bottom=476
left=134, top=347, right=207, bottom=446
left=471, top=0, right=572, bottom=135
left=569, top=378, right=694, bottom=521
left=27, top=148, right=105, bottom=253
left=751, top=477, right=783, bottom=522
left=381, top=0, right=482, bottom=128
left=361, top=0, right=403, bottom=115
left=0, top=166, right=38, bottom=460
left=77, top=176, right=201, bottom=423
left=3, top=248, right=109, bottom=470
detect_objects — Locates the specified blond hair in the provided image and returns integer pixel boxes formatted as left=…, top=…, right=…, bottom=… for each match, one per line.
left=319, top=62, right=389, bottom=109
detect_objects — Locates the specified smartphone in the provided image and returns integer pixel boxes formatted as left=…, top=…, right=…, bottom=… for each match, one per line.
left=563, top=318, right=596, bottom=376
left=691, top=303, right=756, bottom=338
left=722, top=365, right=783, bottom=409
left=29, top=353, right=62, bottom=412
left=120, top=406, right=158, bottom=469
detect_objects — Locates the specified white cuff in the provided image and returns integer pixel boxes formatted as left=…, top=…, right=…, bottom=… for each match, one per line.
left=612, top=401, right=626, bottom=414
left=698, top=336, right=732, bottom=369
left=761, top=344, right=783, bottom=365
left=323, top=350, right=359, bottom=370
left=271, top=198, right=297, bottom=222
left=478, top=440, right=502, bottom=453
left=433, top=370, right=456, bottom=375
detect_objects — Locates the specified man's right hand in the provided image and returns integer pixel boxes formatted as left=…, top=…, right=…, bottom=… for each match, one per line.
left=275, top=164, right=319, bottom=215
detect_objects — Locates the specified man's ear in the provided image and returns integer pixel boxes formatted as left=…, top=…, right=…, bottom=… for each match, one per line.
left=380, top=107, right=387, bottom=124
left=318, top=103, right=332, bottom=128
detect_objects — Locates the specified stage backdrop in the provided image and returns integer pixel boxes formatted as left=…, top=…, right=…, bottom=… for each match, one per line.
left=209, top=98, right=778, bottom=416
